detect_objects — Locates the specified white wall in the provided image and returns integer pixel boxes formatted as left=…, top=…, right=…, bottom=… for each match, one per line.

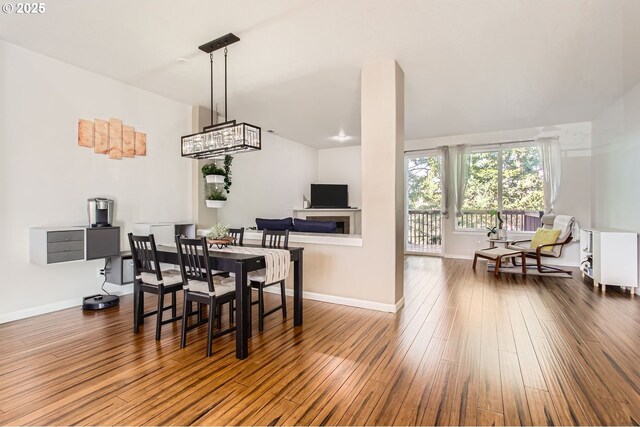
left=318, top=146, right=362, bottom=208
left=216, top=133, right=318, bottom=228
left=592, top=80, right=640, bottom=232
left=405, top=122, right=592, bottom=265
left=0, top=40, right=193, bottom=321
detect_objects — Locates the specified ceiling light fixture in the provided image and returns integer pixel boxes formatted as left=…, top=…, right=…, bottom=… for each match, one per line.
left=181, top=33, right=261, bottom=159
left=332, top=131, right=351, bottom=143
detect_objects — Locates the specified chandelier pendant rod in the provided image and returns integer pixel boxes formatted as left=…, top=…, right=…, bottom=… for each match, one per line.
left=210, top=52, right=214, bottom=126
left=224, top=47, right=228, bottom=122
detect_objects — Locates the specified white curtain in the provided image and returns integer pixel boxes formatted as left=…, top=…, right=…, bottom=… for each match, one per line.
left=439, top=146, right=450, bottom=218
left=537, top=136, right=561, bottom=214
left=452, top=144, right=470, bottom=218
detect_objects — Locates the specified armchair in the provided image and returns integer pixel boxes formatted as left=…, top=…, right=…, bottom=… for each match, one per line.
left=508, top=214, right=575, bottom=275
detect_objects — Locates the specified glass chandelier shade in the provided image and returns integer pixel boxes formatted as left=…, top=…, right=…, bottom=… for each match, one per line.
left=181, top=120, right=261, bottom=158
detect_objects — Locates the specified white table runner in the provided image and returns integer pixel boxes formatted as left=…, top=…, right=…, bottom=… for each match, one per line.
left=209, top=246, right=291, bottom=284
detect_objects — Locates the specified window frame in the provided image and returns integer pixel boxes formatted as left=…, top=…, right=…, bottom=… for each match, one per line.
left=457, top=141, right=543, bottom=232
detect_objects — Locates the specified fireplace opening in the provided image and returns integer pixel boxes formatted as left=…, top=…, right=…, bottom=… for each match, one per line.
left=306, top=216, right=350, bottom=234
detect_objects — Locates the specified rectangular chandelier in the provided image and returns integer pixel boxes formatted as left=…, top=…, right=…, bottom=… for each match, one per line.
left=181, top=120, right=261, bottom=159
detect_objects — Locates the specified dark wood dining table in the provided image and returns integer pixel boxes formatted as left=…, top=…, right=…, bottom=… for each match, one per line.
left=155, top=244, right=304, bottom=360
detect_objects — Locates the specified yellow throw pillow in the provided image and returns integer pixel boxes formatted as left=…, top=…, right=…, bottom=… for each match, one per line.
left=530, top=228, right=561, bottom=251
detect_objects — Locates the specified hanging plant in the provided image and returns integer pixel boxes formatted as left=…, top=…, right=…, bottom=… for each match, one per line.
left=223, top=155, right=233, bottom=193
left=207, top=187, right=227, bottom=201
left=201, top=163, right=225, bottom=178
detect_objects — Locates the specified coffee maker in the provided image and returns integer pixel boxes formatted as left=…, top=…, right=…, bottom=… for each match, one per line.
left=88, top=198, right=114, bottom=227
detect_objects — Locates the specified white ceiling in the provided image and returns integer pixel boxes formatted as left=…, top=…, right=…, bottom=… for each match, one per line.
left=2, top=0, right=639, bottom=148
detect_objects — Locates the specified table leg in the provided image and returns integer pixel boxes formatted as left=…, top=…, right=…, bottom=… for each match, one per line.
left=494, top=257, right=501, bottom=277
left=234, top=261, right=248, bottom=360
left=294, top=252, right=304, bottom=327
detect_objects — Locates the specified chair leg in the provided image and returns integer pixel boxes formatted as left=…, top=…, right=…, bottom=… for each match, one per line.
left=521, top=253, right=527, bottom=275
left=280, top=281, right=287, bottom=318
left=207, top=302, right=215, bottom=357
left=133, top=285, right=141, bottom=333
left=248, top=293, right=253, bottom=338
left=258, top=284, right=265, bottom=332
left=171, top=291, right=177, bottom=318
left=180, top=295, right=189, bottom=349
left=138, top=290, right=145, bottom=325
left=156, top=290, right=164, bottom=340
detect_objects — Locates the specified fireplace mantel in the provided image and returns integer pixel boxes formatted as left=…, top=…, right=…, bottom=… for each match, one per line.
left=293, top=208, right=361, bottom=235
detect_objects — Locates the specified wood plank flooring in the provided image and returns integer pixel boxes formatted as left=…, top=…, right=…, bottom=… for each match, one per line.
left=2, top=256, right=640, bottom=425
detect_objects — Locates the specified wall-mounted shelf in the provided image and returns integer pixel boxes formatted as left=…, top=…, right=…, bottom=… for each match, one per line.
left=30, top=226, right=120, bottom=265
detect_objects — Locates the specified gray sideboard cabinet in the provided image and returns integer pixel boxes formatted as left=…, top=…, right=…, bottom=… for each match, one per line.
left=30, top=226, right=120, bottom=265
left=30, top=227, right=86, bottom=265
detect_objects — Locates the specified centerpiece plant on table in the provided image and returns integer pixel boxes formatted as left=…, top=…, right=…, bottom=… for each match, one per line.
left=207, top=223, right=230, bottom=240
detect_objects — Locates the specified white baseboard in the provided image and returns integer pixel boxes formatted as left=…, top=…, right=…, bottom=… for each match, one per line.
left=2, top=283, right=400, bottom=324
left=0, top=286, right=134, bottom=325
left=262, top=287, right=401, bottom=313
left=0, top=298, right=82, bottom=324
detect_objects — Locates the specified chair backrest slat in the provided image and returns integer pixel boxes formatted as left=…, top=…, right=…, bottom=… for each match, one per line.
left=262, top=229, right=289, bottom=249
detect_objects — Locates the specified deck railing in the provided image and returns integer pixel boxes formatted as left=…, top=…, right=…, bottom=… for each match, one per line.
left=407, top=210, right=443, bottom=247
left=457, top=210, right=543, bottom=231
left=407, top=209, right=543, bottom=251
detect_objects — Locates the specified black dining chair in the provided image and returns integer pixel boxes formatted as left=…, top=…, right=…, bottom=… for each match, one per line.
left=175, top=236, right=236, bottom=357
left=228, top=227, right=244, bottom=246
left=128, top=233, right=183, bottom=340
left=249, top=229, right=289, bottom=332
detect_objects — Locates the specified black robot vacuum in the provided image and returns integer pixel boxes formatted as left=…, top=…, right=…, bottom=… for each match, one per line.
left=82, top=294, right=120, bottom=310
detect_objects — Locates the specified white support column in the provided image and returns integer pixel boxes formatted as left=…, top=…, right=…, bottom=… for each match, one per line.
left=361, top=59, right=405, bottom=307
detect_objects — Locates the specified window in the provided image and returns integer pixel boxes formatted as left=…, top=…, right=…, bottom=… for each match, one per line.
left=458, top=144, right=543, bottom=231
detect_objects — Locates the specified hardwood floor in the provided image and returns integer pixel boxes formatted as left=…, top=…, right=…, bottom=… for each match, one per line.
left=2, top=256, right=640, bottom=425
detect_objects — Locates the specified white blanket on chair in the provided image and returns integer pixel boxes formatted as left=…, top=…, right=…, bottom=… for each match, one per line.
left=210, top=246, right=291, bottom=284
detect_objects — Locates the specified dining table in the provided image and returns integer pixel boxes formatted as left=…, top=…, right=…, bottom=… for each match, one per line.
left=155, top=243, right=304, bottom=360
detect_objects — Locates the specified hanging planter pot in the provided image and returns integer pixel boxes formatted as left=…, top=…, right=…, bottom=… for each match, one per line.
left=205, top=174, right=225, bottom=184
left=206, top=200, right=226, bottom=209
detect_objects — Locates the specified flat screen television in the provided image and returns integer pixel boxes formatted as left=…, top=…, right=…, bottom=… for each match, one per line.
left=310, top=184, right=349, bottom=208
